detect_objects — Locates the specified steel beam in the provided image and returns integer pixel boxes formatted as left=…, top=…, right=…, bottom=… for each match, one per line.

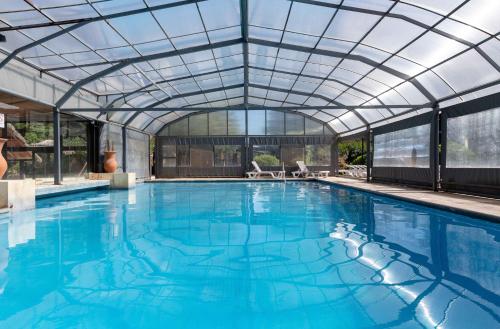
left=0, top=0, right=207, bottom=32
left=53, top=107, right=62, bottom=185
left=431, top=103, right=440, bottom=191
left=122, top=126, right=128, bottom=173
left=291, top=0, right=499, bottom=72
left=240, top=0, right=249, bottom=107
left=55, top=38, right=243, bottom=109
left=249, top=38, right=436, bottom=102
left=66, top=103, right=428, bottom=112
left=0, top=0, right=207, bottom=70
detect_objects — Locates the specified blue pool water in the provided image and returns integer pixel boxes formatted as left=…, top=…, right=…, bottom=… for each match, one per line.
left=0, top=182, right=498, bottom=328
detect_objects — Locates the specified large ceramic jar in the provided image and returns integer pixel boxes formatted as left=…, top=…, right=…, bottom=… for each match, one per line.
left=103, top=151, right=118, bottom=173
left=0, top=138, right=7, bottom=179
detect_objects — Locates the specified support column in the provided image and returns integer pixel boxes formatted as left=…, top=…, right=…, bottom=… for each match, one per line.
left=53, top=107, right=62, bottom=185
left=122, top=126, right=127, bottom=173
left=366, top=125, right=371, bottom=183
left=431, top=103, right=440, bottom=191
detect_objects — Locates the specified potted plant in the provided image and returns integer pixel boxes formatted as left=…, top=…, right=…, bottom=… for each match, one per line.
left=103, top=139, right=118, bottom=173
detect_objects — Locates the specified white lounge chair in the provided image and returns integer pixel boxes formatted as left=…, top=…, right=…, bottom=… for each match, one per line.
left=246, top=161, right=284, bottom=179
left=292, top=161, right=329, bottom=178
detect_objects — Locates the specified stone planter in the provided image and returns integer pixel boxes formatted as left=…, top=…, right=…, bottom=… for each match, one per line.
left=103, top=151, right=118, bottom=173
left=0, top=138, right=8, bottom=179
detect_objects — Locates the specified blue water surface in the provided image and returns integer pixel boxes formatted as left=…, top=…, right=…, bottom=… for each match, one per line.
left=0, top=182, right=498, bottom=329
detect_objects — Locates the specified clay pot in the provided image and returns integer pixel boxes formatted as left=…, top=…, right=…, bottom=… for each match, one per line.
left=0, top=138, right=7, bottom=179
left=104, top=151, right=118, bottom=173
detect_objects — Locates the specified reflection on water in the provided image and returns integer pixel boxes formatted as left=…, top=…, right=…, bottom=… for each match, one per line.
left=0, top=182, right=498, bottom=329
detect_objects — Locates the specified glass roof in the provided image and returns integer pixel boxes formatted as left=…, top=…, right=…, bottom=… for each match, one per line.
left=0, top=0, right=499, bottom=134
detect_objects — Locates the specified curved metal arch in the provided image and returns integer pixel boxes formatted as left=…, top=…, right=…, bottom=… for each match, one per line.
left=249, top=64, right=398, bottom=115
left=0, top=0, right=207, bottom=70
left=122, top=83, right=245, bottom=127
left=55, top=38, right=243, bottom=108
left=249, top=38, right=436, bottom=102
left=106, top=65, right=245, bottom=110
left=292, top=0, right=499, bottom=72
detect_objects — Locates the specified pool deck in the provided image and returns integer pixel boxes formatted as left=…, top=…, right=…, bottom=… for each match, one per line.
left=36, top=179, right=110, bottom=199
left=318, top=177, right=500, bottom=222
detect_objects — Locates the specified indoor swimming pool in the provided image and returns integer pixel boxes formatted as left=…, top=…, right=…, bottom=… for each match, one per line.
left=0, top=182, right=498, bottom=328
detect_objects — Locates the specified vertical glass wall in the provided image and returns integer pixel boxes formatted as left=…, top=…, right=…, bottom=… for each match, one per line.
left=157, top=109, right=334, bottom=178
left=1, top=110, right=91, bottom=180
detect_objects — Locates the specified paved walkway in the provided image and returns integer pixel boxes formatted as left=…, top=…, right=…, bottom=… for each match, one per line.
left=318, top=177, right=500, bottom=221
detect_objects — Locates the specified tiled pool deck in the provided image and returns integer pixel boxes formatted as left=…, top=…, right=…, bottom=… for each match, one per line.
left=36, top=179, right=110, bottom=198
left=318, top=177, right=500, bottom=222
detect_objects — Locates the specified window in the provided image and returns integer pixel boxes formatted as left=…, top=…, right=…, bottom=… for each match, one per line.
left=281, top=145, right=304, bottom=166
left=286, top=113, right=305, bottom=135
left=373, top=124, right=430, bottom=168
left=248, top=110, right=265, bottom=135
left=305, top=145, right=331, bottom=166
left=176, top=145, right=190, bottom=167
left=209, top=111, right=227, bottom=135
left=253, top=145, right=280, bottom=166
left=228, top=110, right=246, bottom=135
left=190, top=145, right=213, bottom=167
left=189, top=113, right=208, bottom=135
left=446, top=107, right=500, bottom=168
left=266, top=110, right=284, bottom=135
left=214, top=145, right=241, bottom=167
left=305, top=118, right=324, bottom=135
left=162, top=144, right=176, bottom=167
left=169, top=119, right=188, bottom=136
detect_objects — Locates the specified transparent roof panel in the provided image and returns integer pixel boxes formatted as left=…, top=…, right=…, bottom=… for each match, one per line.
left=0, top=0, right=498, bottom=135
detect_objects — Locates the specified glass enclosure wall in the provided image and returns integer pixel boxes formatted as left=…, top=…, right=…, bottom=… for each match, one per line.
left=1, top=110, right=92, bottom=180
left=441, top=96, right=500, bottom=196
left=99, top=123, right=151, bottom=179
left=157, top=110, right=335, bottom=178
left=373, top=124, right=431, bottom=168
left=371, top=113, right=434, bottom=187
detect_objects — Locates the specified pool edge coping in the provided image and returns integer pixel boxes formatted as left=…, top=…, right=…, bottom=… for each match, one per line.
left=317, top=178, right=500, bottom=223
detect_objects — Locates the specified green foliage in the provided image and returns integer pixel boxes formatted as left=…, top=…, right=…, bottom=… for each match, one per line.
left=351, top=154, right=366, bottom=165
left=338, top=140, right=366, bottom=165
left=254, top=154, right=280, bottom=166
left=14, top=122, right=52, bottom=144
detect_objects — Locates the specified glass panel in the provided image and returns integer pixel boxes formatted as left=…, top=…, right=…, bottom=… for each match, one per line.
left=324, top=10, right=380, bottom=43
left=373, top=124, right=431, bottom=168
left=399, top=31, right=467, bottom=68
left=281, top=145, right=304, bottom=166
left=177, top=145, right=190, bottom=167
left=249, top=0, right=291, bottom=30
left=285, top=2, right=335, bottom=36
left=189, top=113, right=208, bottom=135
left=214, top=145, right=241, bottom=167
left=364, top=17, right=425, bottom=53
left=286, top=113, right=305, bottom=135
left=305, top=145, right=331, bottom=166
left=169, top=118, right=189, bottom=136
left=209, top=111, right=227, bottom=135
left=266, top=110, right=285, bottom=135
left=305, top=118, right=324, bottom=135
left=109, top=12, right=165, bottom=43
left=446, top=107, right=500, bottom=168
left=162, top=144, right=176, bottom=167
left=190, top=145, right=213, bottom=167
left=253, top=145, right=280, bottom=166
left=433, top=49, right=499, bottom=93
left=153, top=4, right=204, bottom=37
left=248, top=110, right=265, bottom=135
left=228, top=110, right=246, bottom=135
